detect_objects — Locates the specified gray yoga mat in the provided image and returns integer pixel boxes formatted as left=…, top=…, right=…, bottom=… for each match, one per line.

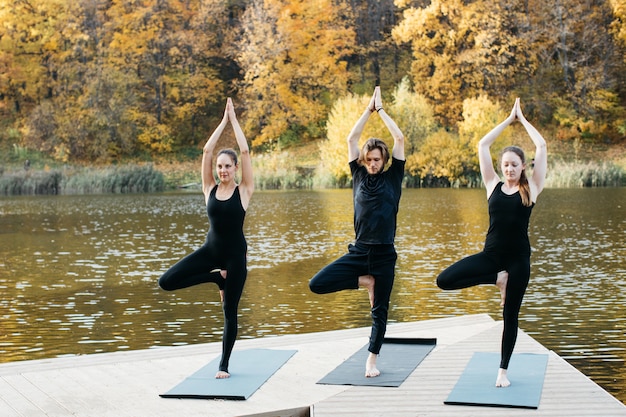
left=317, top=337, right=437, bottom=387
left=444, top=352, right=549, bottom=409
left=160, top=348, right=297, bottom=400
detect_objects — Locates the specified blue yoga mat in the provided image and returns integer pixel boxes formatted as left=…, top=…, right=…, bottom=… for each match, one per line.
left=444, top=352, right=549, bottom=409
left=160, top=348, right=297, bottom=400
left=317, top=337, right=436, bottom=387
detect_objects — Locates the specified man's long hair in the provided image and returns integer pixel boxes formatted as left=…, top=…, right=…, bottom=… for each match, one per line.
left=358, top=138, right=390, bottom=167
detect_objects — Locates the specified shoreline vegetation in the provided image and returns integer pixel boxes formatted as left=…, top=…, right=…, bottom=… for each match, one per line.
left=1, top=148, right=624, bottom=196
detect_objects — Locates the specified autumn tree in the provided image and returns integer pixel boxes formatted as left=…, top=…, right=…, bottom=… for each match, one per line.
left=236, top=0, right=355, bottom=148
left=610, top=0, right=626, bottom=46
left=609, top=0, right=626, bottom=133
left=106, top=0, right=229, bottom=154
left=2, top=0, right=100, bottom=161
left=518, top=0, right=626, bottom=141
left=0, top=0, right=68, bottom=116
left=346, top=0, right=408, bottom=87
left=391, top=77, right=437, bottom=155
left=392, top=0, right=533, bottom=125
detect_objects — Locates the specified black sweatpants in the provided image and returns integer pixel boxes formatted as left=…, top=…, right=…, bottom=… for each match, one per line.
left=309, top=242, right=397, bottom=355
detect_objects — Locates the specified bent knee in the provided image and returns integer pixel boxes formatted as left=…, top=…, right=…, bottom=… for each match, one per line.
left=436, top=275, right=452, bottom=290
left=158, top=276, right=175, bottom=291
left=435, top=275, right=445, bottom=289
left=309, top=278, right=325, bottom=294
left=308, top=280, right=320, bottom=294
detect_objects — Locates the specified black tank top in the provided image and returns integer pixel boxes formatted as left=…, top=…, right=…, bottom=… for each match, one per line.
left=483, top=182, right=534, bottom=255
left=205, top=185, right=247, bottom=253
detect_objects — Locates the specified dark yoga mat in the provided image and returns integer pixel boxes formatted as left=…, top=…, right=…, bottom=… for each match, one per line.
left=160, top=348, right=297, bottom=400
left=444, top=352, right=549, bottom=409
left=317, top=337, right=436, bottom=387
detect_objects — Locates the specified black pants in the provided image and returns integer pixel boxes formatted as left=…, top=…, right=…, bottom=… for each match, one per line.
left=158, top=244, right=247, bottom=372
left=436, top=251, right=530, bottom=369
left=309, top=242, right=397, bottom=354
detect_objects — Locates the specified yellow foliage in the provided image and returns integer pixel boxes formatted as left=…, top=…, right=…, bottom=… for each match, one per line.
left=459, top=95, right=510, bottom=149
left=53, top=144, right=70, bottom=163
left=609, top=0, right=626, bottom=47
left=319, top=93, right=388, bottom=185
left=406, top=129, right=471, bottom=182
left=138, top=124, right=174, bottom=153
left=392, top=0, right=535, bottom=124
left=388, top=77, right=438, bottom=154
left=237, top=0, right=354, bottom=147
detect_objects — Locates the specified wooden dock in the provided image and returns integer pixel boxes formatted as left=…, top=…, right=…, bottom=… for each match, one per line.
left=0, top=314, right=624, bottom=417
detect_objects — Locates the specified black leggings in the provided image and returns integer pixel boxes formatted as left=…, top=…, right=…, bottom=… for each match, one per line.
left=158, top=244, right=247, bottom=372
left=309, top=243, right=397, bottom=355
left=436, top=251, right=530, bottom=369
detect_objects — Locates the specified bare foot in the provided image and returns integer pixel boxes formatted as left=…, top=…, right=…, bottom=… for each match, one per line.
left=358, top=274, right=375, bottom=307
left=495, top=368, right=510, bottom=387
left=215, top=370, right=230, bottom=379
left=365, top=352, right=380, bottom=377
left=496, top=271, right=508, bottom=307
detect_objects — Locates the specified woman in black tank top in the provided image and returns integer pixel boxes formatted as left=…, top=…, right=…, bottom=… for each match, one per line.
left=158, top=98, right=254, bottom=379
left=437, top=98, right=547, bottom=388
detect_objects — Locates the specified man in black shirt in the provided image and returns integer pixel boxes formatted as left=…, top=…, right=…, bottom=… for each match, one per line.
left=309, top=86, right=405, bottom=377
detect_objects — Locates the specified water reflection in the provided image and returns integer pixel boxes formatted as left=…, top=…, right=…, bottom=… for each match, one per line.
left=0, top=188, right=624, bottom=403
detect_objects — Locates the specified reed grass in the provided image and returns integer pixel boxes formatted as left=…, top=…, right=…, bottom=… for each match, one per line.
left=63, top=165, right=165, bottom=194
left=252, top=153, right=315, bottom=189
left=2, top=158, right=623, bottom=196
left=0, top=165, right=164, bottom=196
left=545, top=160, right=625, bottom=188
left=0, top=170, right=62, bottom=195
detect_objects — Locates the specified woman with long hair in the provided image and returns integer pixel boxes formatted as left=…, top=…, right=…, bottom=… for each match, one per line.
left=436, top=98, right=547, bottom=387
left=159, top=98, right=254, bottom=379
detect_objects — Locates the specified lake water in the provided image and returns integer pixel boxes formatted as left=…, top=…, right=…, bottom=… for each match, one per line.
left=0, top=188, right=624, bottom=403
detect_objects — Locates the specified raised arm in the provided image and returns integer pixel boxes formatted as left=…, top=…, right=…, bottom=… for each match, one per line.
left=347, top=88, right=377, bottom=162
left=202, top=103, right=229, bottom=203
left=516, top=101, right=547, bottom=202
left=478, top=98, right=518, bottom=197
left=374, top=87, right=405, bottom=161
left=226, top=98, right=254, bottom=210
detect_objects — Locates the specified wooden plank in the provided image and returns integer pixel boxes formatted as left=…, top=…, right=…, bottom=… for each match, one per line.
left=1, top=374, right=71, bottom=417
left=21, top=370, right=96, bottom=415
left=0, top=315, right=623, bottom=417
left=0, top=376, right=47, bottom=417
left=0, top=395, right=21, bottom=417
left=311, top=321, right=626, bottom=417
